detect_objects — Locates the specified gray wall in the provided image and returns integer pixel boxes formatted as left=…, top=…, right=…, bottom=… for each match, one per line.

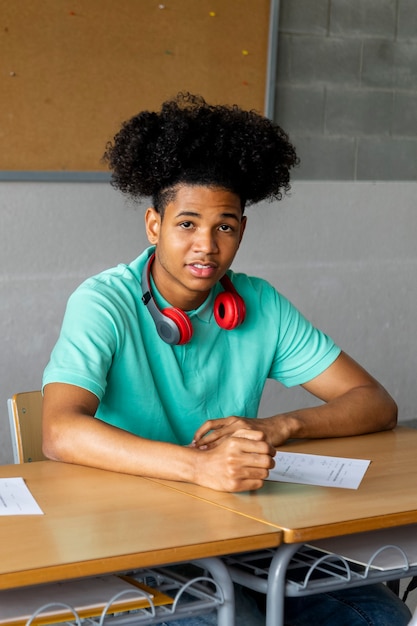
left=1, top=1, right=416, bottom=464
left=276, top=0, right=417, bottom=179
left=1, top=181, right=416, bottom=464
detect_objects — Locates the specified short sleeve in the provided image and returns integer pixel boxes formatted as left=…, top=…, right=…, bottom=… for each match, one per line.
left=42, top=280, right=121, bottom=399
left=267, top=290, right=341, bottom=387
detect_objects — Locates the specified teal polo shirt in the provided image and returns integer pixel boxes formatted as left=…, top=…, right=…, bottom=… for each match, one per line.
left=43, top=247, right=340, bottom=445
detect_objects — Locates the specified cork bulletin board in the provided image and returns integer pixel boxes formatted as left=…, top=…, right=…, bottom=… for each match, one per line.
left=0, top=0, right=273, bottom=174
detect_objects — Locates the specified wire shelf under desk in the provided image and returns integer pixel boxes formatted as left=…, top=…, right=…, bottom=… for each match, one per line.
left=225, top=543, right=417, bottom=597
left=1, top=563, right=225, bottom=626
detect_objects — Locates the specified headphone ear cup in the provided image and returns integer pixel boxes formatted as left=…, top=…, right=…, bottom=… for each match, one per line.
left=161, top=307, right=193, bottom=345
left=214, top=292, right=246, bottom=330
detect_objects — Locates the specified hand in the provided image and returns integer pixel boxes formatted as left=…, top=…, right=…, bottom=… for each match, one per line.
left=193, top=429, right=276, bottom=492
left=192, top=415, right=276, bottom=449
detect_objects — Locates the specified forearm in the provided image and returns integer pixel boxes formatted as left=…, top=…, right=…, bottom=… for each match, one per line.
left=43, top=410, right=199, bottom=483
left=264, top=383, right=398, bottom=446
left=43, top=404, right=275, bottom=492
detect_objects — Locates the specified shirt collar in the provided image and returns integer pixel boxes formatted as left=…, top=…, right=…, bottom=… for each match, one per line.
left=149, top=275, right=216, bottom=324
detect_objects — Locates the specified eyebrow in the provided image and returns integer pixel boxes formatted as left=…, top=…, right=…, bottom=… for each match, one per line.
left=175, top=210, right=241, bottom=221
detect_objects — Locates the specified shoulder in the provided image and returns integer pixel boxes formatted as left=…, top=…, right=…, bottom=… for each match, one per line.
left=68, top=248, right=151, bottom=307
left=227, top=268, right=273, bottom=293
left=227, top=268, right=291, bottom=311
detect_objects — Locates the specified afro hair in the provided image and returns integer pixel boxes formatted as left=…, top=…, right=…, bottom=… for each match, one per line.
left=103, top=92, right=299, bottom=210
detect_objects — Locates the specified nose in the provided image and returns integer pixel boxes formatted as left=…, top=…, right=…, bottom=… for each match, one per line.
left=193, top=228, right=219, bottom=254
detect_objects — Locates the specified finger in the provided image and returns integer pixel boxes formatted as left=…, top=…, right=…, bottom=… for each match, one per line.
left=221, top=477, right=267, bottom=492
left=192, top=418, right=226, bottom=443
left=223, top=435, right=276, bottom=461
left=193, top=436, right=226, bottom=450
left=231, top=428, right=265, bottom=441
left=194, top=430, right=228, bottom=447
left=193, top=425, right=249, bottom=449
left=220, top=461, right=275, bottom=491
left=194, top=420, right=255, bottom=447
left=243, top=449, right=276, bottom=469
left=196, top=431, right=274, bottom=454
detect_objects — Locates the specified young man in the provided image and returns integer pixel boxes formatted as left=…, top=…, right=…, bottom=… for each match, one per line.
left=42, top=93, right=410, bottom=624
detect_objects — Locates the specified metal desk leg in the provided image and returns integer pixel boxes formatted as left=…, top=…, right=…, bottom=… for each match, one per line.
left=194, top=557, right=235, bottom=626
left=266, top=543, right=303, bottom=626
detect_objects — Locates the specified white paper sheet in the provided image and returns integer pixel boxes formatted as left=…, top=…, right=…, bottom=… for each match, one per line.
left=267, top=451, right=370, bottom=489
left=0, top=477, right=44, bottom=515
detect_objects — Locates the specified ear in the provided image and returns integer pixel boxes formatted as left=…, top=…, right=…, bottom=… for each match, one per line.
left=145, top=207, right=161, bottom=244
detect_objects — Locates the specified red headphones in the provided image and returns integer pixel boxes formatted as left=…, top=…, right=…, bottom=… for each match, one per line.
left=141, top=253, right=246, bottom=344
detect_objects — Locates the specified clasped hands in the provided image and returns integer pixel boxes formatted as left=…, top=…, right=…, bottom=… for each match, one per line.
left=189, top=416, right=277, bottom=492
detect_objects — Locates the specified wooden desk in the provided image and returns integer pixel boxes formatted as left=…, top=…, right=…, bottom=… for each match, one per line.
left=150, top=427, right=417, bottom=626
left=151, top=427, right=417, bottom=541
left=0, top=461, right=280, bottom=592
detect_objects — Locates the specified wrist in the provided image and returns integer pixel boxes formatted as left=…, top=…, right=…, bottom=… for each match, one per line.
left=265, top=413, right=301, bottom=446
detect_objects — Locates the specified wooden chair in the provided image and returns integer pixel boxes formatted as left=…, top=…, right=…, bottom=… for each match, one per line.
left=7, top=390, right=47, bottom=463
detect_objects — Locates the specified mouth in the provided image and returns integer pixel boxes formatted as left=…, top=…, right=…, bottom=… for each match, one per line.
left=187, top=262, right=218, bottom=278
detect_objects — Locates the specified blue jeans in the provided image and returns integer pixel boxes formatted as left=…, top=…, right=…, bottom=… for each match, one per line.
left=162, top=583, right=411, bottom=625
left=284, top=583, right=412, bottom=626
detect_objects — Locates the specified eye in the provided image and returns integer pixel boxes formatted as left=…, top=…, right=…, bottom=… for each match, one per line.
left=219, top=224, right=234, bottom=232
left=179, top=221, right=194, bottom=229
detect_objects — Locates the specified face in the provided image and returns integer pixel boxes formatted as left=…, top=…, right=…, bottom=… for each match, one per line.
left=145, top=185, right=246, bottom=310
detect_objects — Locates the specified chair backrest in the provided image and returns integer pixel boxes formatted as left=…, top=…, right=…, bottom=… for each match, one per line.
left=7, top=390, right=47, bottom=463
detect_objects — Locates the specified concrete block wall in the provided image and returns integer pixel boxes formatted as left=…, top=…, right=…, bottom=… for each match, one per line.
left=274, top=0, right=417, bottom=180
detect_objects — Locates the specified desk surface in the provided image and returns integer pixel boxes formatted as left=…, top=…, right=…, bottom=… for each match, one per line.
left=152, top=427, right=417, bottom=543
left=0, top=461, right=280, bottom=590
